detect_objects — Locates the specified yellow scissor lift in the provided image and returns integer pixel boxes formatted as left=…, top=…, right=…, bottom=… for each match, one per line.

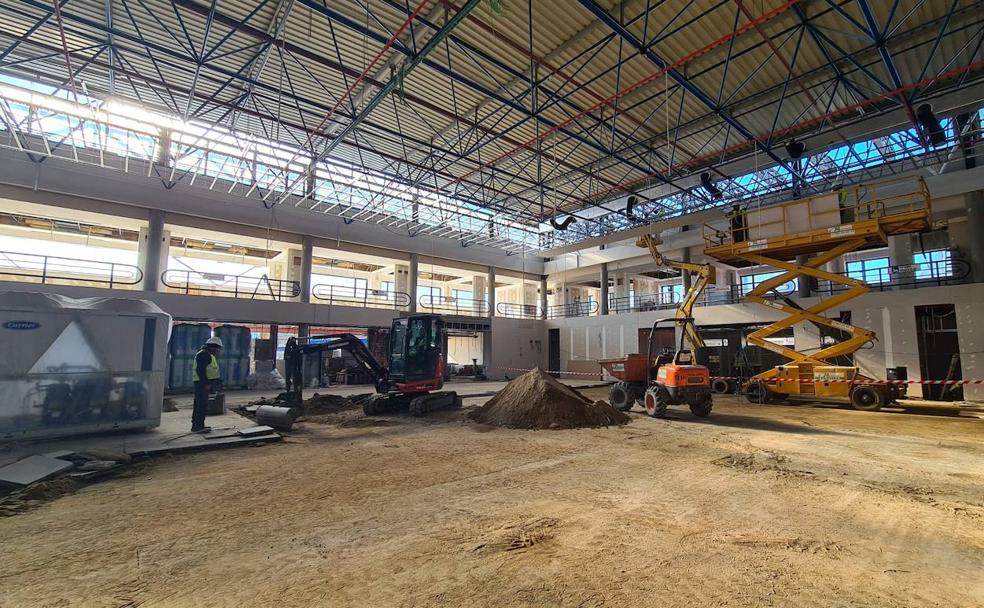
left=702, top=176, right=932, bottom=410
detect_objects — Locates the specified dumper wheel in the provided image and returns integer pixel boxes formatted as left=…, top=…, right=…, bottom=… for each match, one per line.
left=850, top=385, right=884, bottom=411
left=608, top=382, right=635, bottom=412
left=689, top=394, right=713, bottom=417
left=644, top=385, right=670, bottom=418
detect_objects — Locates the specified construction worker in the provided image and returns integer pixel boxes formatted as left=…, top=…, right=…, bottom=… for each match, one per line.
left=728, top=203, right=748, bottom=243
left=191, top=336, right=223, bottom=433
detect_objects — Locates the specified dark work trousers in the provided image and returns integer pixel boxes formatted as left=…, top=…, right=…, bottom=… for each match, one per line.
left=192, top=381, right=209, bottom=430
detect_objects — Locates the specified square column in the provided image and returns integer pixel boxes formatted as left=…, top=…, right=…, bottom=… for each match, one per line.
left=409, top=254, right=419, bottom=313
left=487, top=267, right=496, bottom=317
left=599, top=263, right=609, bottom=315
left=888, top=234, right=915, bottom=289
left=300, top=236, right=313, bottom=304
left=394, top=263, right=410, bottom=310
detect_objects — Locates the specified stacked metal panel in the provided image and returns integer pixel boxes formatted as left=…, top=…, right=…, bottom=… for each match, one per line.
left=215, top=325, right=252, bottom=388
left=166, top=323, right=211, bottom=392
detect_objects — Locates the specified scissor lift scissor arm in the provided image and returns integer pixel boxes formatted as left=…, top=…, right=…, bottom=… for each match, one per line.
left=701, top=177, right=932, bottom=405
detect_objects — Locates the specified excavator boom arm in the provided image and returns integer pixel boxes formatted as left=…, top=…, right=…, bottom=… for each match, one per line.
left=284, top=334, right=389, bottom=395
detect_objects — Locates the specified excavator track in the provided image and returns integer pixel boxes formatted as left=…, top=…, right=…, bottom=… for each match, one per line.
left=408, top=391, right=461, bottom=416
left=363, top=393, right=408, bottom=415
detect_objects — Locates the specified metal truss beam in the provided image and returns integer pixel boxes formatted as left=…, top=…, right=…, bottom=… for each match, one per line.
left=577, top=0, right=812, bottom=190
left=854, top=0, right=922, bottom=140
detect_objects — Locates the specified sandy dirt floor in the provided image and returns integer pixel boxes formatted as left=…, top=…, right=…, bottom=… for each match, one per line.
left=1, top=391, right=983, bottom=607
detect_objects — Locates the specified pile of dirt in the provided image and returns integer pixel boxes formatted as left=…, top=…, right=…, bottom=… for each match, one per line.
left=470, top=368, right=629, bottom=430
left=302, top=393, right=358, bottom=415
left=0, top=478, right=81, bottom=517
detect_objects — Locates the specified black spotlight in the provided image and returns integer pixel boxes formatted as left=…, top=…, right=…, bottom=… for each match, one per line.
left=700, top=172, right=723, bottom=199
left=626, top=195, right=639, bottom=220
left=549, top=215, right=576, bottom=231
left=785, top=139, right=806, bottom=160
left=916, top=104, right=946, bottom=146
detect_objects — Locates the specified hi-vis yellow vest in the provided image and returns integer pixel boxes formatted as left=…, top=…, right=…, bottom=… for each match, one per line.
left=192, top=350, right=221, bottom=382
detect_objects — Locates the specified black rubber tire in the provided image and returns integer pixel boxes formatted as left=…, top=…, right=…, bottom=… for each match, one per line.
left=608, top=382, right=635, bottom=412
left=744, top=380, right=772, bottom=404
left=711, top=378, right=731, bottom=394
left=850, top=385, right=884, bottom=411
left=689, top=394, right=713, bottom=417
left=644, top=385, right=670, bottom=418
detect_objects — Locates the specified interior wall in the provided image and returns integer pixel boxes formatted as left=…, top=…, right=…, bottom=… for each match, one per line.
left=486, top=317, right=546, bottom=380
left=547, top=283, right=984, bottom=400
left=447, top=335, right=483, bottom=366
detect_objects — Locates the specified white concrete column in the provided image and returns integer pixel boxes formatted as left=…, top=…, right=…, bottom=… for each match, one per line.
left=300, top=236, right=313, bottom=304
left=394, top=263, right=410, bottom=310
left=600, top=263, right=609, bottom=315
left=614, top=272, right=629, bottom=300
left=409, top=253, right=419, bottom=313
left=138, top=209, right=168, bottom=292
left=472, top=275, right=488, bottom=302
left=967, top=191, right=984, bottom=283
left=539, top=277, right=548, bottom=319
left=888, top=234, right=915, bottom=289
left=156, top=128, right=171, bottom=166
left=487, top=267, right=496, bottom=318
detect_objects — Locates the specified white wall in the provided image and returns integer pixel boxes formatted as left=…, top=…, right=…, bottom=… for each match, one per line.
left=547, top=283, right=984, bottom=400
left=486, top=317, right=546, bottom=380
left=447, top=335, right=483, bottom=366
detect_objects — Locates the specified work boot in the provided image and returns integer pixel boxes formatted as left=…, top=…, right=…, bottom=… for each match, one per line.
left=191, top=426, right=212, bottom=434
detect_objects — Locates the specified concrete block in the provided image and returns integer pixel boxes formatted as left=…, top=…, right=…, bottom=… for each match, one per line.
left=43, top=450, right=77, bottom=461
left=0, top=455, right=75, bottom=486
left=203, top=429, right=241, bottom=440
left=237, top=425, right=277, bottom=437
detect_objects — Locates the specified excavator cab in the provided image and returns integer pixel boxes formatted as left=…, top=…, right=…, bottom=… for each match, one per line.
left=387, top=315, right=446, bottom=393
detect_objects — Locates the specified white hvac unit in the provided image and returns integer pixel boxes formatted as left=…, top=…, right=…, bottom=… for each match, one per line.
left=0, top=292, right=172, bottom=440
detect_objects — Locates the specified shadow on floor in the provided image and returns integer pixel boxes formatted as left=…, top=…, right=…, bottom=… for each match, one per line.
left=640, top=409, right=845, bottom=436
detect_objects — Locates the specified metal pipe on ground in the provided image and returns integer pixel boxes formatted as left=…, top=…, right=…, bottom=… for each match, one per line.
left=255, top=405, right=299, bottom=431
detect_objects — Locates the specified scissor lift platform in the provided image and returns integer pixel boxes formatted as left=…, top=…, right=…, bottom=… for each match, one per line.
left=702, top=177, right=932, bottom=410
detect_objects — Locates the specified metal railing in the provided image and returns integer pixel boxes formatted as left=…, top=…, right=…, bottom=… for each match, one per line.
left=608, top=288, right=743, bottom=314
left=312, top=284, right=411, bottom=308
left=161, top=270, right=300, bottom=300
left=0, top=250, right=142, bottom=288
left=496, top=302, right=541, bottom=319
left=546, top=300, right=599, bottom=319
left=418, top=294, right=489, bottom=317
left=819, top=257, right=969, bottom=293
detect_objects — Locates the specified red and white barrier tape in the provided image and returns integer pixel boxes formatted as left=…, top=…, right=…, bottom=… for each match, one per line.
left=707, top=376, right=983, bottom=386
left=499, top=366, right=604, bottom=377
left=489, top=366, right=984, bottom=385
